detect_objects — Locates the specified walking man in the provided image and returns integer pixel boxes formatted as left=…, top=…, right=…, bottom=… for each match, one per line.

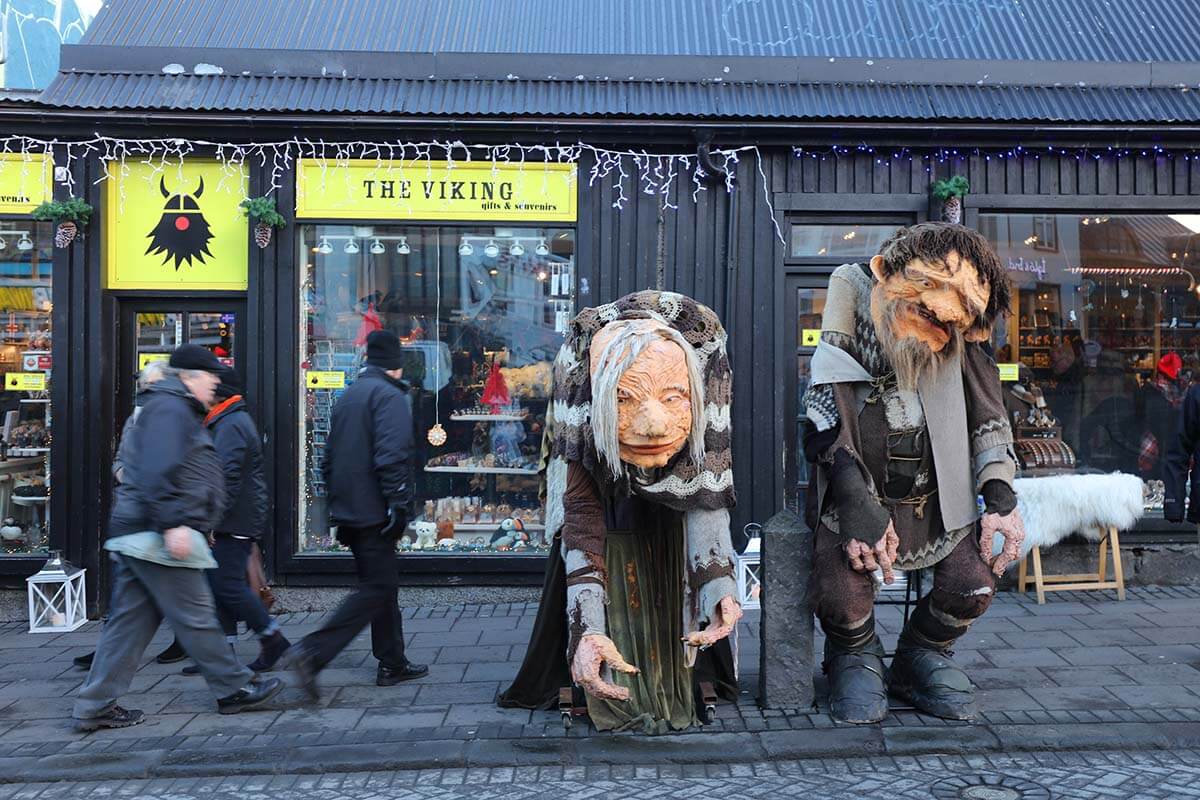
left=72, top=345, right=283, bottom=731
left=288, top=330, right=428, bottom=700
left=182, top=365, right=290, bottom=675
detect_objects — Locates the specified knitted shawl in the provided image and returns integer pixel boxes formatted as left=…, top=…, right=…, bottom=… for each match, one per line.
left=543, top=291, right=735, bottom=542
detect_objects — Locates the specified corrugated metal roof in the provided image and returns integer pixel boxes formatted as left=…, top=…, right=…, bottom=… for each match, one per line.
left=38, top=72, right=1200, bottom=123
left=82, top=0, right=1200, bottom=63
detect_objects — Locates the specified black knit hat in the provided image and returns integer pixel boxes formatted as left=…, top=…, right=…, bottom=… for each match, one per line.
left=214, top=364, right=243, bottom=399
left=169, top=343, right=223, bottom=374
left=365, top=330, right=404, bottom=370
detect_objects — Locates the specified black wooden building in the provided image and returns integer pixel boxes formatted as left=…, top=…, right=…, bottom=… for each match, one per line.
left=2, top=0, right=1199, bottom=607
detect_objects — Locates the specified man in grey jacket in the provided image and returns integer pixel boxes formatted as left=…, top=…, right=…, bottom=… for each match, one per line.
left=72, top=345, right=282, bottom=731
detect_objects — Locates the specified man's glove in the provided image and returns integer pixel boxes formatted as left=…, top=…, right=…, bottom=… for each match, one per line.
left=381, top=501, right=408, bottom=538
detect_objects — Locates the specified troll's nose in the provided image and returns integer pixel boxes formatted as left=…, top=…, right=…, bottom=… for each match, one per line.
left=632, top=400, right=671, bottom=437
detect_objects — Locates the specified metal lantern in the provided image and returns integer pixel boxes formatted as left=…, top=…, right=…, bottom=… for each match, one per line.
left=735, top=524, right=762, bottom=610
left=26, top=551, right=87, bottom=633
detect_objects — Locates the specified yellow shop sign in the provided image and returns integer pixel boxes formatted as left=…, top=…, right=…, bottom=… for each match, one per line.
left=305, top=370, right=346, bottom=389
left=296, top=159, right=577, bottom=222
left=5, top=372, right=45, bottom=391
left=105, top=159, right=249, bottom=290
left=0, top=153, right=53, bottom=215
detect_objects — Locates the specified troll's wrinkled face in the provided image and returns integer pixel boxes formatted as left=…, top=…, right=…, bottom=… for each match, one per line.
left=869, top=250, right=991, bottom=354
left=591, top=322, right=693, bottom=470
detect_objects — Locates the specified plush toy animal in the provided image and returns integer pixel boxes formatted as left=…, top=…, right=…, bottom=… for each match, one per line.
left=489, top=517, right=528, bottom=549
left=412, top=520, right=438, bottom=550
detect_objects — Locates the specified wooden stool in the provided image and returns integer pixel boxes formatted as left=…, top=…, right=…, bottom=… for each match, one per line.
left=1017, top=525, right=1125, bottom=605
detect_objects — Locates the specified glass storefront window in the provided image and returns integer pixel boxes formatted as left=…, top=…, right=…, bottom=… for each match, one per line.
left=980, top=213, right=1200, bottom=513
left=790, top=223, right=900, bottom=260
left=0, top=221, right=52, bottom=555
left=299, top=224, right=575, bottom=554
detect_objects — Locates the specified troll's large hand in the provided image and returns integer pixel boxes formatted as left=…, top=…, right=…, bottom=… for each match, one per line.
left=846, top=522, right=900, bottom=584
left=571, top=634, right=639, bottom=701
left=682, top=595, right=743, bottom=649
left=980, top=509, right=1026, bottom=577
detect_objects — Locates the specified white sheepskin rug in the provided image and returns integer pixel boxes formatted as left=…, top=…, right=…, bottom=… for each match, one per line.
left=990, top=472, right=1144, bottom=558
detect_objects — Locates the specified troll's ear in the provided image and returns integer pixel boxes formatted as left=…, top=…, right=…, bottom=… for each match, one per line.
left=869, top=255, right=887, bottom=283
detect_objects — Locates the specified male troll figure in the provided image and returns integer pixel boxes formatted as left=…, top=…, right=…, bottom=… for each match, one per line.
left=803, top=222, right=1026, bottom=723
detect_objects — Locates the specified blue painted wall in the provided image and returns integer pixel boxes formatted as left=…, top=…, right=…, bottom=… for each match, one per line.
left=2, top=1, right=100, bottom=91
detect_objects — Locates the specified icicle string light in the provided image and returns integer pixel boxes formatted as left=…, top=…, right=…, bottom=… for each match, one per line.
left=0, top=135, right=786, bottom=243
left=791, top=144, right=1195, bottom=173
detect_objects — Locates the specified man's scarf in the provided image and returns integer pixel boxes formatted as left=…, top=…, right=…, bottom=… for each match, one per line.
left=543, top=291, right=735, bottom=541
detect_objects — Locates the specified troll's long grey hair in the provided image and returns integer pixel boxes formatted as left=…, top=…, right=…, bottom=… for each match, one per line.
left=589, top=320, right=707, bottom=481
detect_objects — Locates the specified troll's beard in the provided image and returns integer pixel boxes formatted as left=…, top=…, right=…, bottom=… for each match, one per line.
left=872, top=293, right=962, bottom=391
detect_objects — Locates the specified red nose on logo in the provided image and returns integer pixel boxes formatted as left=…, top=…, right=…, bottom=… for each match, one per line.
left=174, top=216, right=190, bottom=231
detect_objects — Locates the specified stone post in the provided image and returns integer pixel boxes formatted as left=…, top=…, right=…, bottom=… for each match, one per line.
left=758, top=509, right=815, bottom=710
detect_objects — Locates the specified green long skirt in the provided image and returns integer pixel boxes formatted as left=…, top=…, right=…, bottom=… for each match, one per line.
left=586, top=520, right=698, bottom=734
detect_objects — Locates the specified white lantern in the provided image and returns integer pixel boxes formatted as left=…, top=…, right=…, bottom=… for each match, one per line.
left=26, top=551, right=87, bottom=633
left=735, top=535, right=762, bottom=610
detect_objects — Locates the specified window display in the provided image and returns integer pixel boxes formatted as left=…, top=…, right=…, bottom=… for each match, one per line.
left=299, top=225, right=575, bottom=554
left=0, top=221, right=52, bottom=555
left=980, top=213, right=1200, bottom=513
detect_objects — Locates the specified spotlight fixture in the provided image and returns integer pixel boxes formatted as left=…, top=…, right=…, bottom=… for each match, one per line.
left=370, top=239, right=385, bottom=255
left=16, top=235, right=33, bottom=252
left=509, top=241, right=525, bottom=257
left=344, top=238, right=360, bottom=255
left=484, top=239, right=500, bottom=258
left=317, top=237, right=333, bottom=255
left=396, top=236, right=411, bottom=255
left=459, top=238, right=474, bottom=257
left=537, top=271, right=548, bottom=281
left=489, top=268, right=499, bottom=276
left=535, top=238, right=550, bottom=256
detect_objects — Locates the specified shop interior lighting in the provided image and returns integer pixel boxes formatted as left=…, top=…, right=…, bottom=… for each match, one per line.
left=396, top=236, right=411, bottom=255
left=458, top=238, right=474, bottom=257
left=509, top=241, right=525, bottom=257
left=484, top=240, right=500, bottom=259
left=537, top=271, right=548, bottom=281
left=316, top=237, right=333, bottom=255
left=343, top=238, right=360, bottom=255
left=370, top=239, right=386, bottom=255
left=535, top=238, right=550, bottom=256
left=489, top=268, right=499, bottom=276
left=16, top=235, right=32, bottom=252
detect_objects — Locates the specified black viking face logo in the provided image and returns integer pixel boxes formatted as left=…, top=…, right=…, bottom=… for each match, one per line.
left=145, top=177, right=214, bottom=270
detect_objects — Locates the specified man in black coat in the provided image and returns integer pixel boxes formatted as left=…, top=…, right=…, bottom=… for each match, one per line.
left=182, top=366, right=291, bottom=675
left=73, top=345, right=282, bottom=731
left=288, top=330, right=428, bottom=700
left=1164, top=381, right=1200, bottom=524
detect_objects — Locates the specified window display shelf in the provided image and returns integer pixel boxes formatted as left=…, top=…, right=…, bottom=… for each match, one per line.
left=408, top=520, right=545, bottom=533
left=7, top=448, right=48, bottom=457
left=449, top=413, right=528, bottom=422
left=425, top=465, right=539, bottom=476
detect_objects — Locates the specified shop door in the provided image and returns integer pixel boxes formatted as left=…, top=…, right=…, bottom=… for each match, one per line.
left=784, top=276, right=829, bottom=514
left=116, top=300, right=245, bottom=426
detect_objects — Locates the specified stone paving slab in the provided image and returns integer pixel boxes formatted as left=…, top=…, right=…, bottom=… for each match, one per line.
left=0, top=586, right=1196, bottom=781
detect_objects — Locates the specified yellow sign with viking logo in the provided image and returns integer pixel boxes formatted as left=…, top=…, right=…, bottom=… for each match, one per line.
left=295, top=159, right=577, bottom=222
left=104, top=160, right=249, bottom=290
left=0, top=153, right=52, bottom=215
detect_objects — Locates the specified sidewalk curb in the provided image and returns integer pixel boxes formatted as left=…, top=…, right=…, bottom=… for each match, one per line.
left=6, top=721, right=1200, bottom=783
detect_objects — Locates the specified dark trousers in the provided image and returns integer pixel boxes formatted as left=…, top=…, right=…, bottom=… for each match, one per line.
left=206, top=534, right=273, bottom=638
left=302, top=524, right=406, bottom=671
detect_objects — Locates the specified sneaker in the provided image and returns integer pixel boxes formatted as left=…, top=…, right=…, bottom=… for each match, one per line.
left=247, top=631, right=291, bottom=673
left=216, top=676, right=284, bottom=715
left=75, top=705, right=145, bottom=732
left=282, top=645, right=320, bottom=704
left=73, top=651, right=95, bottom=670
left=154, top=640, right=186, bottom=664
left=377, top=661, right=429, bottom=687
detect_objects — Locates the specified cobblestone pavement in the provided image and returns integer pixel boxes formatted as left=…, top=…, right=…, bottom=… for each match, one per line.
left=0, top=585, right=1197, bottom=780
left=0, top=749, right=1197, bottom=799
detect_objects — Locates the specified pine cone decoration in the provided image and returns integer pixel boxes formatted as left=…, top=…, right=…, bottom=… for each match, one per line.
left=253, top=223, right=273, bottom=249
left=941, top=197, right=963, bottom=225
left=54, top=221, right=77, bottom=248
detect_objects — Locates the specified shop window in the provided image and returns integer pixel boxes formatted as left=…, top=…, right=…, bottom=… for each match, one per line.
left=982, top=213, right=1200, bottom=514
left=0, top=222, right=52, bottom=556
left=299, top=225, right=575, bottom=555
left=790, top=223, right=899, bottom=260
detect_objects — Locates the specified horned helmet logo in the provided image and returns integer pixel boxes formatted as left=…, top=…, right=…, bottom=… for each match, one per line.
left=145, top=177, right=214, bottom=270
